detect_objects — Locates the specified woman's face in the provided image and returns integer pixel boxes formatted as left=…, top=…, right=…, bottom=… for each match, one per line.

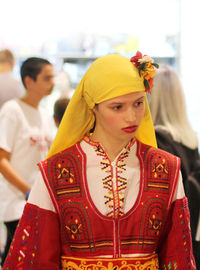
left=93, top=91, right=146, bottom=144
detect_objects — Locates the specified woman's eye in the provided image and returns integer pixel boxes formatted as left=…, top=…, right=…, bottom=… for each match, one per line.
left=112, top=105, right=122, bottom=110
left=135, top=101, right=143, bottom=107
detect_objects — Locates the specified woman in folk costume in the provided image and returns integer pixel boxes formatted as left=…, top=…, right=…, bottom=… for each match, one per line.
left=3, top=52, right=196, bottom=269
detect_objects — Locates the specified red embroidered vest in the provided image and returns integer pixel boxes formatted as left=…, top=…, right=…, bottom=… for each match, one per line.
left=38, top=140, right=180, bottom=258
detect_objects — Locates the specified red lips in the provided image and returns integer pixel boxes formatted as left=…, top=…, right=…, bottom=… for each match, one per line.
left=122, top=125, right=138, bottom=133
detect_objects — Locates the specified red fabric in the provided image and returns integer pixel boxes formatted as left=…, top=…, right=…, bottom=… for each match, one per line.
left=3, top=141, right=196, bottom=269
left=38, top=141, right=182, bottom=258
left=3, top=203, right=61, bottom=270
left=158, top=197, right=196, bottom=269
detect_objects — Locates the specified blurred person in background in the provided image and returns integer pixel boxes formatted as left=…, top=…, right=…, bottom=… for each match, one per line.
left=0, top=49, right=25, bottom=108
left=2, top=53, right=196, bottom=269
left=149, top=64, right=200, bottom=268
left=0, top=57, right=54, bottom=266
left=0, top=48, right=25, bottom=264
left=53, top=97, right=70, bottom=128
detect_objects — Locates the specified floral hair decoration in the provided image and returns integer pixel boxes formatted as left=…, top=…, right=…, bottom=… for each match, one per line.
left=130, top=51, right=159, bottom=94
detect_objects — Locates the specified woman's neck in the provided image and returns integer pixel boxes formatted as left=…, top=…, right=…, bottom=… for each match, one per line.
left=91, top=132, right=130, bottom=162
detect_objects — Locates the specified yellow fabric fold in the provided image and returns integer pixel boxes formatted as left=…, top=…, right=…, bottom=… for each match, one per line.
left=47, top=54, right=157, bottom=158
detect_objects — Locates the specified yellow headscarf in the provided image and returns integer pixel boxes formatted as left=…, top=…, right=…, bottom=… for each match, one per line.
left=48, top=54, right=157, bottom=158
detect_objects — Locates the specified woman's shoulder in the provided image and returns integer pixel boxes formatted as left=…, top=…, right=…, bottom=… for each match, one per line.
left=40, top=143, right=81, bottom=165
left=138, top=139, right=180, bottom=160
left=154, top=125, right=181, bottom=155
left=154, top=125, right=174, bottom=142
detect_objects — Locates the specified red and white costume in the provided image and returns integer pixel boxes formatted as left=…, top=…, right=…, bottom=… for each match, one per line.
left=3, top=138, right=196, bottom=269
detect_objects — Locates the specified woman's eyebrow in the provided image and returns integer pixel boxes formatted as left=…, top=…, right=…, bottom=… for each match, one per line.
left=109, top=102, right=124, bottom=105
left=136, top=96, right=145, bottom=101
left=110, top=96, right=145, bottom=105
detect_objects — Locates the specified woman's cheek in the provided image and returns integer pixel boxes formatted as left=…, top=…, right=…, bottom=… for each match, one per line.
left=107, top=116, right=119, bottom=126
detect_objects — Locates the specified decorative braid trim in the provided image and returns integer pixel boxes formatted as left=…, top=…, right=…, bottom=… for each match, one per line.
left=61, top=254, right=159, bottom=270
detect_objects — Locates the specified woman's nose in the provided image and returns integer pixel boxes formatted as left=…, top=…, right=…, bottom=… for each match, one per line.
left=125, top=108, right=136, bottom=123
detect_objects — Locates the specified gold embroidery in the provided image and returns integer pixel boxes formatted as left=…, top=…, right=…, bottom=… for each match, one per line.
left=61, top=255, right=159, bottom=270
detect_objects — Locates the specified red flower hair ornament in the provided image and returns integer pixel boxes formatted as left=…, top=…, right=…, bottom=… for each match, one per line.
left=130, top=51, right=159, bottom=94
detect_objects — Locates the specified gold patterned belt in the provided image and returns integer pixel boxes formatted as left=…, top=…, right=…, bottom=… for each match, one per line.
left=61, top=254, right=159, bottom=270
